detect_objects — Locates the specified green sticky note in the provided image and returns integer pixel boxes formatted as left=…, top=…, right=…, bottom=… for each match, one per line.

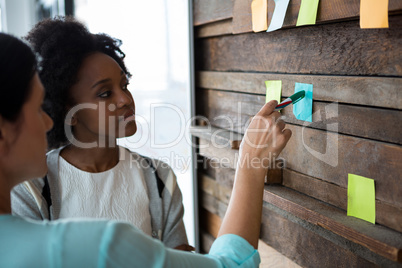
left=265, top=80, right=282, bottom=103
left=296, top=0, right=319, bottom=26
left=347, top=174, right=376, bottom=224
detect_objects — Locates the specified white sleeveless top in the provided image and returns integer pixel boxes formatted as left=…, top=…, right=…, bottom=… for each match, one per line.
left=58, top=147, right=152, bottom=236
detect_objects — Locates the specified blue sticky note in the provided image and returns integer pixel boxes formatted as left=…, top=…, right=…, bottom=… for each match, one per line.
left=293, top=83, right=313, bottom=122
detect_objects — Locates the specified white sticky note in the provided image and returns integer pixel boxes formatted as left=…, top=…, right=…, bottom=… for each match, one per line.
left=267, top=0, right=290, bottom=32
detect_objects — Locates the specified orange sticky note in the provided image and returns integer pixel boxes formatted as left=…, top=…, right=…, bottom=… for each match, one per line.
left=251, top=0, right=268, bottom=32
left=360, top=0, right=389, bottom=28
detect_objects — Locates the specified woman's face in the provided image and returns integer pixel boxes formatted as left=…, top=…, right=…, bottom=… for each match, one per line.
left=6, top=73, right=53, bottom=181
left=68, top=52, right=136, bottom=146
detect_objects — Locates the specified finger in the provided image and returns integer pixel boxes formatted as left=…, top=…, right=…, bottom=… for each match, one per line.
left=271, top=111, right=281, bottom=121
left=276, top=119, right=286, bottom=131
left=258, top=100, right=278, bottom=116
left=282, top=128, right=292, bottom=142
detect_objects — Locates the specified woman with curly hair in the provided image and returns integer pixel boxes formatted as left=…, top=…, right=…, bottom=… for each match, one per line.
left=11, top=17, right=191, bottom=250
left=1, top=31, right=291, bottom=267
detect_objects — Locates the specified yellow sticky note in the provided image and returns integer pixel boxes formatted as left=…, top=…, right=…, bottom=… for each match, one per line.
left=296, top=0, right=319, bottom=26
left=360, top=0, right=389, bottom=28
left=265, top=80, right=282, bottom=103
left=251, top=0, right=268, bottom=32
left=347, top=174, right=376, bottom=224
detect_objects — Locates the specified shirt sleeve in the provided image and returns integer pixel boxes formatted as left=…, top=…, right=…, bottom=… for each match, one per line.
left=98, top=222, right=260, bottom=268
left=11, top=180, right=47, bottom=220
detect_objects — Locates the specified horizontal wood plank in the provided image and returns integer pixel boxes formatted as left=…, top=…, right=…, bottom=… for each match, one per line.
left=196, top=71, right=402, bottom=110
left=198, top=137, right=283, bottom=184
left=195, top=19, right=233, bottom=38
left=262, top=185, right=402, bottom=263
left=190, top=125, right=242, bottom=149
left=196, top=88, right=402, bottom=145
left=282, top=124, right=402, bottom=208
left=199, top=207, right=302, bottom=267
left=199, top=173, right=232, bottom=205
left=199, top=156, right=236, bottom=189
left=231, top=0, right=402, bottom=34
left=200, top=207, right=222, bottom=238
left=200, top=231, right=214, bottom=253
left=195, top=16, right=402, bottom=76
left=261, top=204, right=383, bottom=267
left=283, top=168, right=402, bottom=233
left=199, top=162, right=402, bottom=233
left=196, top=118, right=402, bottom=209
left=232, top=0, right=252, bottom=34
left=193, top=0, right=234, bottom=26
left=200, top=191, right=386, bottom=266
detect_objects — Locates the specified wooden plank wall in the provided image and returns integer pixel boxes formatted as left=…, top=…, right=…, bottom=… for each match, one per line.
left=192, top=0, right=402, bottom=267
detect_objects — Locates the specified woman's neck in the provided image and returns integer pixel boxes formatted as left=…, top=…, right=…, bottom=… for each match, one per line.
left=60, top=144, right=120, bottom=173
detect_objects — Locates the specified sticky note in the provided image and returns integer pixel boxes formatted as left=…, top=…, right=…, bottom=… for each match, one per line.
left=267, top=0, right=290, bottom=32
left=265, top=80, right=282, bottom=103
left=296, top=0, right=319, bottom=26
left=347, top=174, right=376, bottom=224
left=360, top=0, right=389, bottom=29
left=251, top=0, right=268, bottom=32
left=293, top=83, right=313, bottom=122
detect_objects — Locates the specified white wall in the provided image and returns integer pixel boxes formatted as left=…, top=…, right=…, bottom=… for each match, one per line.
left=4, top=0, right=36, bottom=37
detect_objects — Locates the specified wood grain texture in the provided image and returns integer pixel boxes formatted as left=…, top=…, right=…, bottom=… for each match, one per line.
left=199, top=156, right=236, bottom=189
left=200, top=231, right=215, bottom=253
left=193, top=0, right=234, bottom=26
left=199, top=173, right=232, bottom=205
left=263, top=185, right=402, bottom=263
left=195, top=19, right=233, bottom=38
left=196, top=71, right=402, bottom=109
left=199, top=207, right=302, bottom=267
left=200, top=207, right=222, bottom=238
left=196, top=88, right=402, bottom=145
left=196, top=122, right=402, bottom=210
left=199, top=162, right=402, bottom=233
left=282, top=124, right=402, bottom=208
left=190, top=125, right=243, bottom=149
left=232, top=0, right=253, bottom=34
left=258, top=240, right=302, bottom=268
left=283, top=168, right=402, bottom=233
left=260, top=205, right=381, bottom=267
left=210, top=0, right=402, bottom=34
left=200, top=191, right=384, bottom=266
left=198, top=138, right=284, bottom=184
left=195, top=16, right=402, bottom=76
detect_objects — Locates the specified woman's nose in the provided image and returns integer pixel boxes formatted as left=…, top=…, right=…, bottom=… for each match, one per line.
left=116, top=89, right=133, bottom=108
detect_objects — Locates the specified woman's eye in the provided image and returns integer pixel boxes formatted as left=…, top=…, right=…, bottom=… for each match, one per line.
left=123, top=82, right=130, bottom=90
left=98, top=91, right=111, bottom=98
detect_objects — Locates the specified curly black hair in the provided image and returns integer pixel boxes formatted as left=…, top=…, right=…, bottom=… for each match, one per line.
left=25, top=16, right=131, bottom=150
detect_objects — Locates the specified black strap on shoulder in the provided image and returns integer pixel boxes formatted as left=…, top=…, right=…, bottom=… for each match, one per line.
left=144, top=158, right=165, bottom=198
left=42, top=175, right=52, bottom=219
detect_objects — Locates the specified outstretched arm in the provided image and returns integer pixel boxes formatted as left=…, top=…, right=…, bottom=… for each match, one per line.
left=218, top=100, right=292, bottom=248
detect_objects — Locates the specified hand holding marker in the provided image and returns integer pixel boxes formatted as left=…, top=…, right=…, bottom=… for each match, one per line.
left=274, top=90, right=305, bottom=111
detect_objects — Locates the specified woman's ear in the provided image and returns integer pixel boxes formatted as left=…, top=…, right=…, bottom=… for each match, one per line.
left=0, top=116, right=11, bottom=156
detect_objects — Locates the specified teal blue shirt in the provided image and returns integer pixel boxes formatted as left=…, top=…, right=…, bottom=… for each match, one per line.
left=0, top=215, right=260, bottom=267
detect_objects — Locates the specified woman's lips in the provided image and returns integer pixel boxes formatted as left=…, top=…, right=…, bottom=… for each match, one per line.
left=123, top=110, right=135, bottom=121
